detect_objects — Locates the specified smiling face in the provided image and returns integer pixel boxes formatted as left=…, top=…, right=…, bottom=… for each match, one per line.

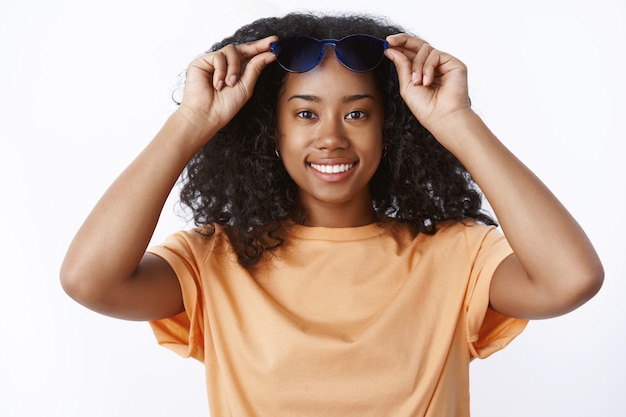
left=276, top=50, right=385, bottom=227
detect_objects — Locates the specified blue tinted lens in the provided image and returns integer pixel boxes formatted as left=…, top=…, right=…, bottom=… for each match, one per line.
left=270, top=36, right=324, bottom=73
left=335, top=35, right=388, bottom=73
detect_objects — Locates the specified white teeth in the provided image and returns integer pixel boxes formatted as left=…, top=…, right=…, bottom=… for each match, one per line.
left=310, top=163, right=355, bottom=174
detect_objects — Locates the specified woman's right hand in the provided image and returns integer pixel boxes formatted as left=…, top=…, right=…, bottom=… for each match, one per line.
left=175, top=35, right=278, bottom=140
left=60, top=36, right=277, bottom=321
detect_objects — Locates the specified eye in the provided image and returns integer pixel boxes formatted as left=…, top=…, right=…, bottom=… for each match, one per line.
left=346, top=110, right=366, bottom=120
left=297, top=110, right=317, bottom=119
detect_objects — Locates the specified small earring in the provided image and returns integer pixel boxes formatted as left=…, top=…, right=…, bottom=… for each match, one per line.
left=382, top=145, right=388, bottom=158
left=275, top=149, right=281, bottom=159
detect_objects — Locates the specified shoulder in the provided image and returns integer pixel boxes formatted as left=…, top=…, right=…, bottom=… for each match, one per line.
left=399, top=219, right=501, bottom=243
left=434, top=219, right=499, bottom=238
left=380, top=218, right=499, bottom=240
left=151, top=224, right=234, bottom=260
left=415, top=219, right=508, bottom=258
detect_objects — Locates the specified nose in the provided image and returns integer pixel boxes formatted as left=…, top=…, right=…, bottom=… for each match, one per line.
left=313, top=116, right=349, bottom=151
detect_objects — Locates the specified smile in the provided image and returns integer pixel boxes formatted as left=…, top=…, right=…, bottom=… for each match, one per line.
left=309, top=163, right=356, bottom=174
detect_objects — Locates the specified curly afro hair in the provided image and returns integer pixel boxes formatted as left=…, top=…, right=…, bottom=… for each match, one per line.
left=176, top=11, right=496, bottom=267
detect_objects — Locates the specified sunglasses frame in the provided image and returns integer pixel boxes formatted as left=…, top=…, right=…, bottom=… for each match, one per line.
left=270, top=34, right=389, bottom=73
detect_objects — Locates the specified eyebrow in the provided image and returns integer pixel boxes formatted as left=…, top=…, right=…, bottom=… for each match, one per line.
left=287, top=94, right=376, bottom=103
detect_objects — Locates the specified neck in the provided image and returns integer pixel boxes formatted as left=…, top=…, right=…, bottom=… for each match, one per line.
left=296, top=195, right=377, bottom=228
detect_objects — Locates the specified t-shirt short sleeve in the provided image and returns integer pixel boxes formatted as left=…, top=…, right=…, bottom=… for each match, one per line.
left=464, top=226, right=528, bottom=359
left=147, top=231, right=207, bottom=362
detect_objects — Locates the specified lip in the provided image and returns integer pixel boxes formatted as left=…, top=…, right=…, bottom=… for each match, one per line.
left=306, top=158, right=358, bottom=183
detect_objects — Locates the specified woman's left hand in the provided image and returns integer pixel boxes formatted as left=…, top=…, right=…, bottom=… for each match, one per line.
left=385, top=35, right=604, bottom=321
left=384, top=33, right=472, bottom=133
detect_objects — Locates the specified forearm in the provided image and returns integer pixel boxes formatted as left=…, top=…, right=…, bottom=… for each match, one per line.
left=429, top=110, right=603, bottom=316
left=60, top=110, right=216, bottom=303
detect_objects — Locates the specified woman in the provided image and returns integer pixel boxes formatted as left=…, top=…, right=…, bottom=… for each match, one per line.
left=61, top=12, right=603, bottom=416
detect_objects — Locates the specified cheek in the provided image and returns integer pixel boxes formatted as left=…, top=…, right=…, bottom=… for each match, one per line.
left=276, top=120, right=311, bottom=156
left=276, top=131, right=303, bottom=159
left=365, top=131, right=385, bottom=154
left=276, top=113, right=299, bottom=150
left=275, top=133, right=305, bottom=175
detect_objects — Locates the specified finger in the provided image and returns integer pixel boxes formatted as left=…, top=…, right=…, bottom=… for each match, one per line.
left=421, top=49, right=442, bottom=86
left=411, top=43, right=438, bottom=86
left=384, top=47, right=414, bottom=87
left=235, top=35, right=279, bottom=59
left=219, top=36, right=278, bottom=88
left=217, top=44, right=241, bottom=87
left=199, top=51, right=227, bottom=91
left=236, top=50, right=277, bottom=95
left=385, top=33, right=413, bottom=48
left=185, top=53, right=220, bottom=93
left=386, top=34, right=435, bottom=85
left=386, top=33, right=429, bottom=57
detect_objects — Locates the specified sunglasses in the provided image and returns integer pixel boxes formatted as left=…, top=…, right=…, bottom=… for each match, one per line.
left=270, top=34, right=389, bottom=73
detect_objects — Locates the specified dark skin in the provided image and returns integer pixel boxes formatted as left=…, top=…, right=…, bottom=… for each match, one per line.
left=276, top=52, right=385, bottom=228
left=60, top=34, right=603, bottom=321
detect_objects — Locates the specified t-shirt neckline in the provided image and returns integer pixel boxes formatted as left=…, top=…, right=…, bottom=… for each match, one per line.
left=285, top=222, right=388, bottom=241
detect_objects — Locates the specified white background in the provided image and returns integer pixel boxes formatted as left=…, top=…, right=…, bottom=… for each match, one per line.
left=1, top=0, right=624, bottom=416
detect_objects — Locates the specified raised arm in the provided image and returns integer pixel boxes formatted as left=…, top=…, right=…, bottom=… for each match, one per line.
left=385, top=34, right=603, bottom=319
left=60, top=37, right=277, bottom=321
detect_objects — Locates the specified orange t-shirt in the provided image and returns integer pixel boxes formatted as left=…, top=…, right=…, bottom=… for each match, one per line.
left=149, top=220, right=527, bottom=416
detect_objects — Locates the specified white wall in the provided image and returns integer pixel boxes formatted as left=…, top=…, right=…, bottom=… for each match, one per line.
left=1, top=0, right=624, bottom=415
